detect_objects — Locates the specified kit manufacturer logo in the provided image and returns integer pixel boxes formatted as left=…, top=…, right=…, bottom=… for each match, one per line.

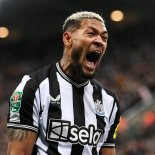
left=50, top=95, right=61, bottom=105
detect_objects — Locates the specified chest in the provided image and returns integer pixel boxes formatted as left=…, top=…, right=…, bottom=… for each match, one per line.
left=39, top=80, right=106, bottom=146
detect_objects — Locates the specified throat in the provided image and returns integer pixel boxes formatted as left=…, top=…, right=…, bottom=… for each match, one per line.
left=69, top=67, right=89, bottom=83
left=60, top=60, right=88, bottom=83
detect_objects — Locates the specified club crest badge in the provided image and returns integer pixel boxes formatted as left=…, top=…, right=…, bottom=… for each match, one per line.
left=10, top=91, right=23, bottom=113
left=50, top=95, right=61, bottom=105
left=94, top=99, right=105, bottom=116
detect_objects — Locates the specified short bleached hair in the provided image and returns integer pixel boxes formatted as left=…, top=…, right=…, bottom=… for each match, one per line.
left=62, top=11, right=105, bottom=32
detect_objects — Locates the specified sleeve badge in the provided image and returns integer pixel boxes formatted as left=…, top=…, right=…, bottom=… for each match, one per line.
left=10, top=91, right=23, bottom=113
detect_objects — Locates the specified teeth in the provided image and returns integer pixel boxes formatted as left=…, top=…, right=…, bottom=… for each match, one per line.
left=94, top=50, right=100, bottom=53
left=87, top=61, right=94, bottom=65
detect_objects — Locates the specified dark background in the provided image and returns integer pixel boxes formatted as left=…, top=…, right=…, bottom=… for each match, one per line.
left=0, top=0, right=155, bottom=155
left=0, top=0, right=155, bottom=63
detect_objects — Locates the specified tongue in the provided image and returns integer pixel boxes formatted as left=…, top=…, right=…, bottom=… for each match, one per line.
left=87, top=61, right=95, bottom=69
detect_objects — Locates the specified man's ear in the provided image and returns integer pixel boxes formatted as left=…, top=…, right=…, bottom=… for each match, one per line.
left=63, top=32, right=72, bottom=47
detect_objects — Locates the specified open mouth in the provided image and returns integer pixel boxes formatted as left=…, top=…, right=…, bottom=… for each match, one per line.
left=86, top=51, right=101, bottom=64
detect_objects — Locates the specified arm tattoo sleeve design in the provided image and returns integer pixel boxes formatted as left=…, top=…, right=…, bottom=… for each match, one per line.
left=7, top=128, right=30, bottom=142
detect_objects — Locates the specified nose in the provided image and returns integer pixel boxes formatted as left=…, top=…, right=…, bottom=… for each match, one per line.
left=93, top=35, right=104, bottom=48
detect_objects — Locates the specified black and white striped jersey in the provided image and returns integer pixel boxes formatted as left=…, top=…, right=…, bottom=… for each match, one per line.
left=7, top=62, right=120, bottom=155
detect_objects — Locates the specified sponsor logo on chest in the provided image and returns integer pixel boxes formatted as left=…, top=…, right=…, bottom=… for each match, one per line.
left=47, top=119, right=103, bottom=146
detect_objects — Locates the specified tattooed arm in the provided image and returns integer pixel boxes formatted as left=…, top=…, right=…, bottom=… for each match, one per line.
left=7, top=128, right=37, bottom=155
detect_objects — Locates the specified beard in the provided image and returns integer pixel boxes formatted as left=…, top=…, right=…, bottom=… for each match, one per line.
left=70, top=48, right=97, bottom=81
left=74, top=63, right=96, bottom=80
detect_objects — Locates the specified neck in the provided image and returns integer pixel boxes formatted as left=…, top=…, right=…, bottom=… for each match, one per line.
left=60, top=58, right=88, bottom=83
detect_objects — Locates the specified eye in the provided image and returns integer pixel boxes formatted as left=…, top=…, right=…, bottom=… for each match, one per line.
left=88, top=32, right=94, bottom=34
left=87, top=31, right=95, bottom=36
left=101, top=33, right=109, bottom=40
left=101, top=35, right=108, bottom=41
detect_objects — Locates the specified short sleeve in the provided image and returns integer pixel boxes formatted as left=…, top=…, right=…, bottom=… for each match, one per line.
left=102, top=94, right=121, bottom=148
left=7, top=75, right=41, bottom=133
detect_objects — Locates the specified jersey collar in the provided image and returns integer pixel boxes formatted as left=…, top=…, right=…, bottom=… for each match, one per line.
left=56, top=62, right=89, bottom=88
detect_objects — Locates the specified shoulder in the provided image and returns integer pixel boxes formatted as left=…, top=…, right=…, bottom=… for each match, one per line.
left=16, top=63, right=56, bottom=93
left=28, top=62, right=57, bottom=85
left=90, top=78, right=120, bottom=110
left=90, top=79, right=118, bottom=99
left=29, top=64, right=52, bottom=82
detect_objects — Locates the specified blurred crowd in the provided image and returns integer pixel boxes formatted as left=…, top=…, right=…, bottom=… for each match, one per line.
left=0, top=40, right=155, bottom=154
left=117, top=111, right=155, bottom=155
left=98, top=42, right=155, bottom=112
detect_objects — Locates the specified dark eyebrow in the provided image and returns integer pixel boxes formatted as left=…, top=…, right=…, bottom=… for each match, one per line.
left=87, top=26, right=108, bottom=36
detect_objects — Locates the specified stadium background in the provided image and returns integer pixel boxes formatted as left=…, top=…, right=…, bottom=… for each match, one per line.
left=0, top=0, right=155, bottom=154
